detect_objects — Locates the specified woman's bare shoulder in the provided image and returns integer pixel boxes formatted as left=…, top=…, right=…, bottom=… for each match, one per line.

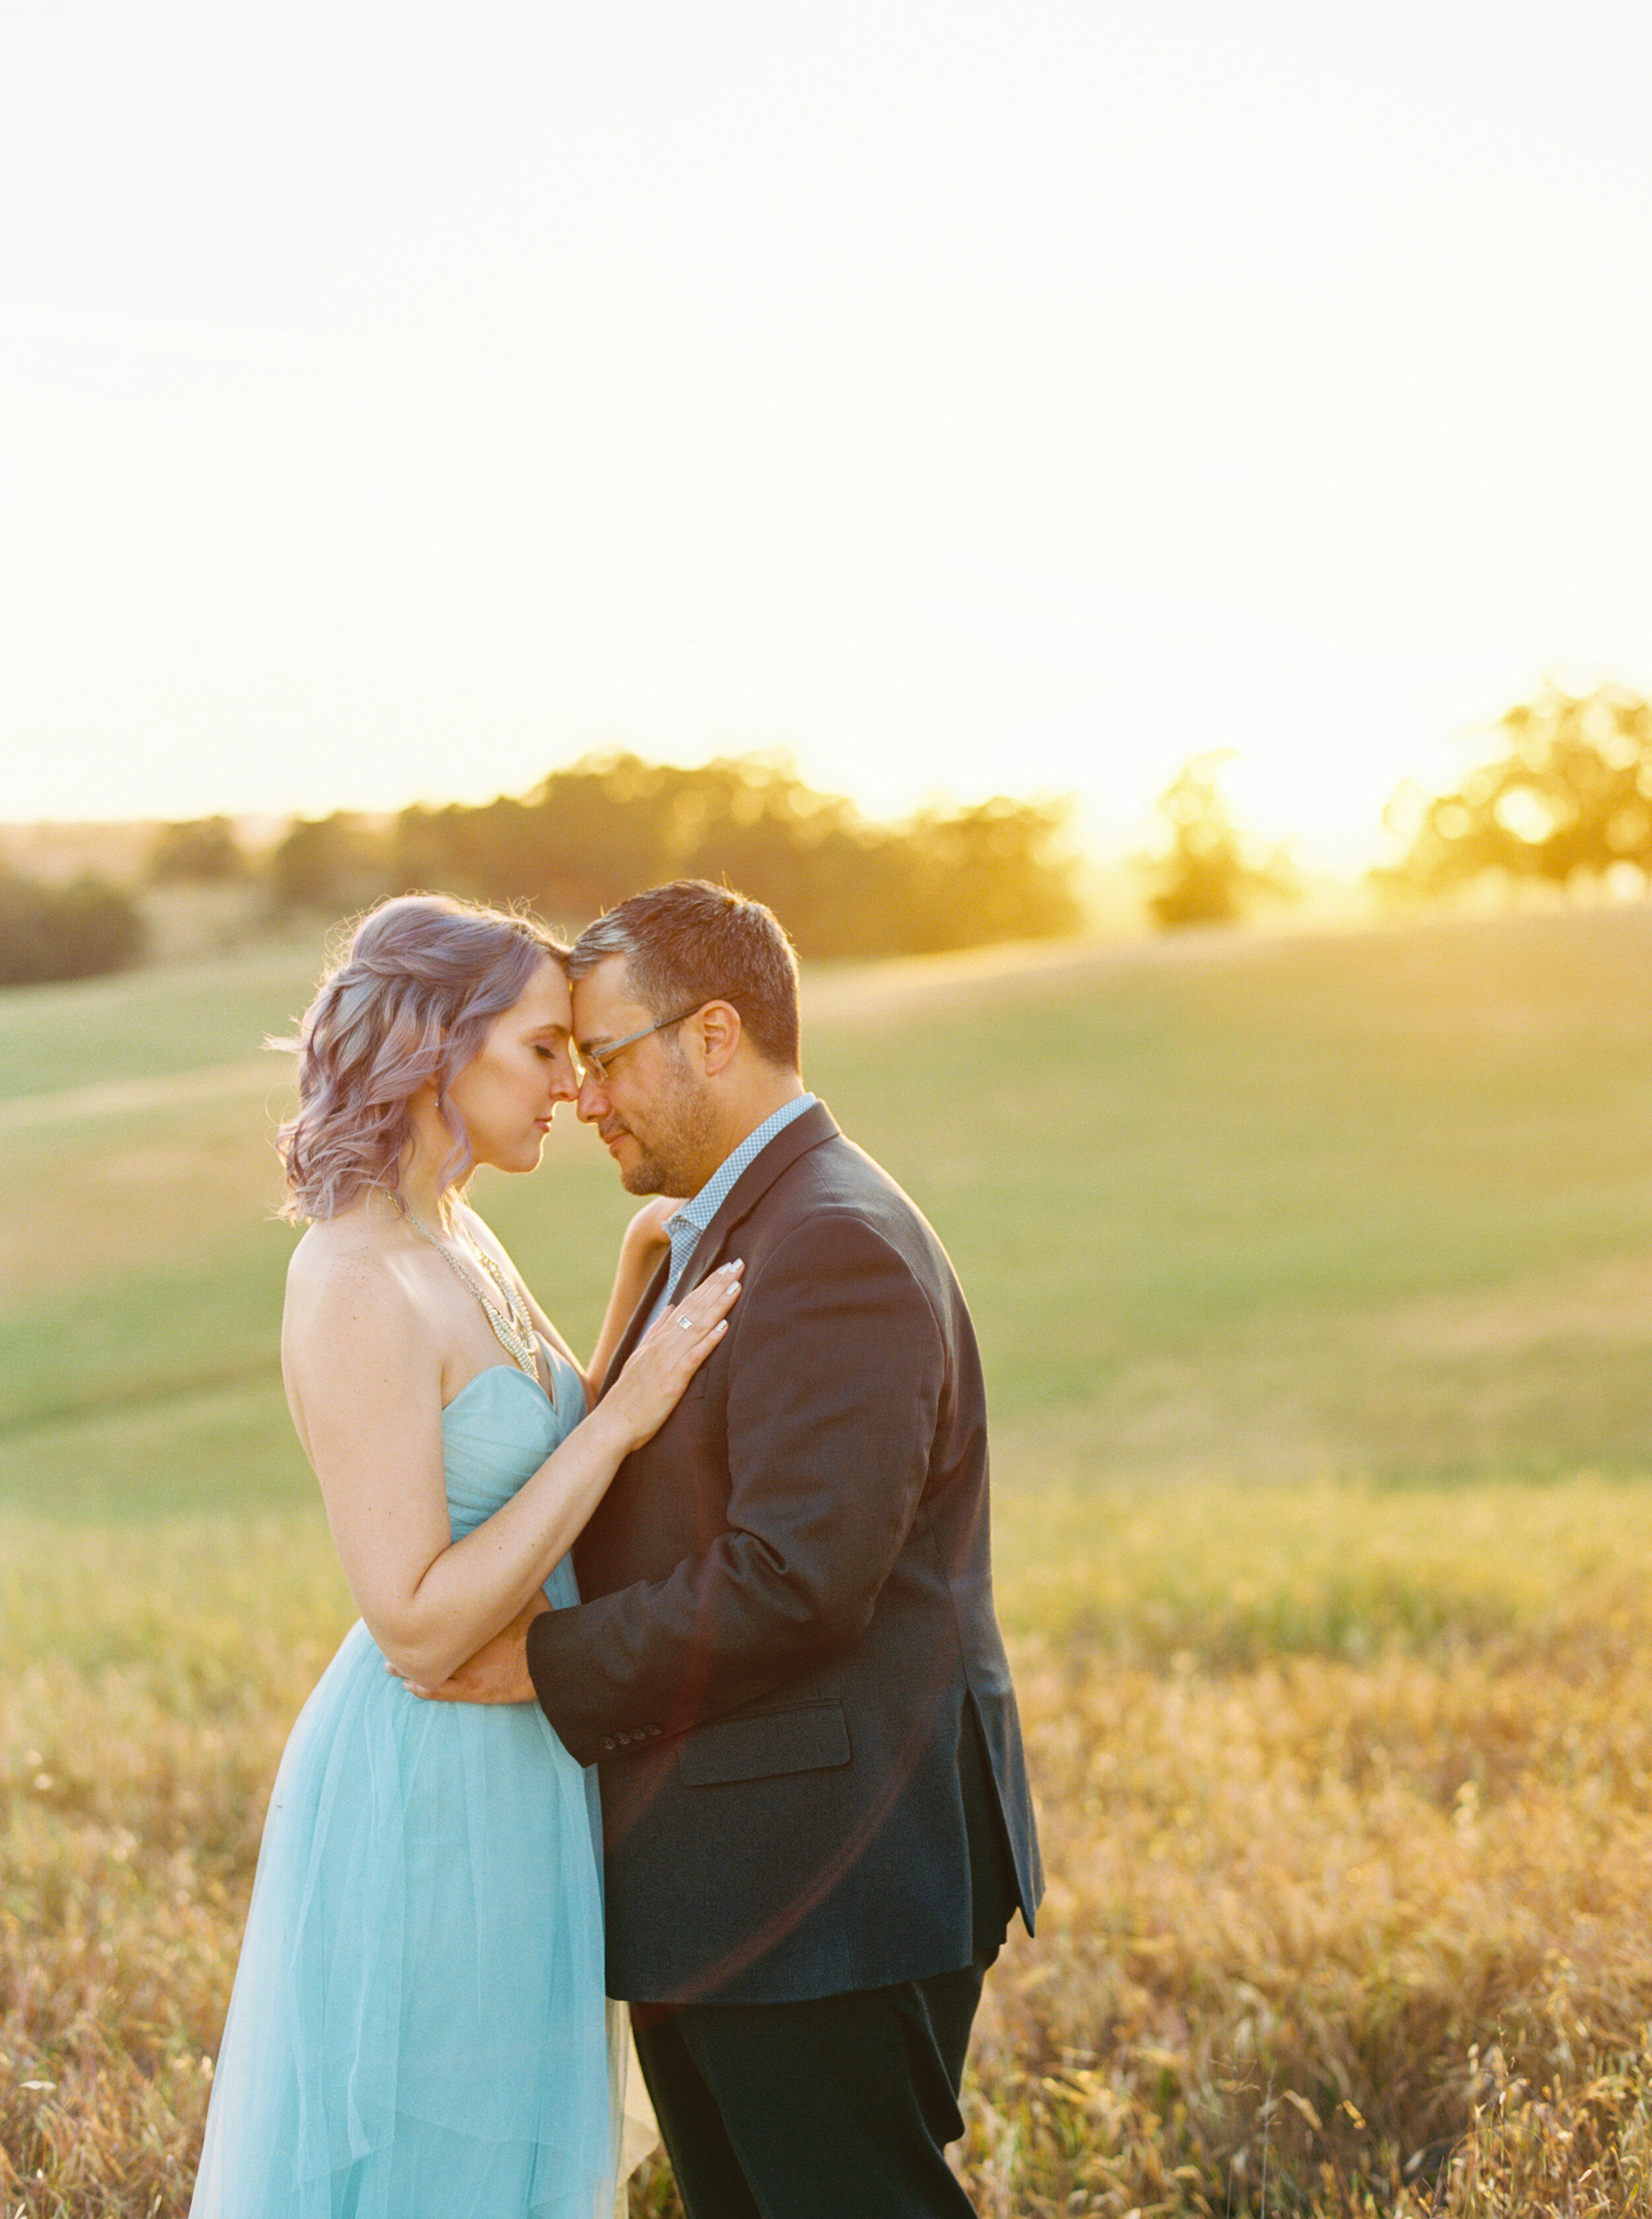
left=288, top=1212, right=369, bottom=1287
left=285, top=1213, right=429, bottom=1347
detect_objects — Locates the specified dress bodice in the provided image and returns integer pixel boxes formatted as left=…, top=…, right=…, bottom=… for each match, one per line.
left=440, top=1342, right=586, bottom=1607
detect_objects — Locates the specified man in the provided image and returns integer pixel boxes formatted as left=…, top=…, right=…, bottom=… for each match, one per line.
left=443, top=878, right=1040, bottom=2217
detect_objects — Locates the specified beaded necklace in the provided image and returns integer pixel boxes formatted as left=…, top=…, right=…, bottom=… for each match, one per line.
left=406, top=1213, right=539, bottom=1380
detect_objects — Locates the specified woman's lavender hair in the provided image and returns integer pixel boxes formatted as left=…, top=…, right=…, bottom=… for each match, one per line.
left=276, top=895, right=567, bottom=1222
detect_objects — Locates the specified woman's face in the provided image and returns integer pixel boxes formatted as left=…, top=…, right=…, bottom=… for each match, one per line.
left=446, top=958, right=580, bottom=1176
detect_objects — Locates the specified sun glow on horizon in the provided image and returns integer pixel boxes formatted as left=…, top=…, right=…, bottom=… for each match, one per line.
left=3, top=3, right=1649, bottom=870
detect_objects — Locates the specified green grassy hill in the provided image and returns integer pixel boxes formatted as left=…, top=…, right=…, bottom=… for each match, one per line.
left=10, top=908, right=1652, bottom=2214
left=4, top=906, right=1652, bottom=1524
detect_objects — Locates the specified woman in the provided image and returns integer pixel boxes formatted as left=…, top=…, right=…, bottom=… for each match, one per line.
left=190, top=895, right=739, bottom=2219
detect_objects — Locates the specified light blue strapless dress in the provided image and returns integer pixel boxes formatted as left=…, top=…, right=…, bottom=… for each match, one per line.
left=191, top=1349, right=616, bottom=2219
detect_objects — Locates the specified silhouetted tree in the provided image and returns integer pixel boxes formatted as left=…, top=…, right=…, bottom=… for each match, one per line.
left=1377, top=682, right=1652, bottom=899
left=147, top=815, right=248, bottom=884
left=0, top=870, right=145, bottom=985
left=669, top=759, right=901, bottom=958
left=270, top=813, right=389, bottom=913
left=892, top=796, right=1084, bottom=952
left=1143, top=755, right=1298, bottom=929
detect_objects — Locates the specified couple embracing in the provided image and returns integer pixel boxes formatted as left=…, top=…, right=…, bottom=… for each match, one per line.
left=191, top=878, right=1043, bottom=2219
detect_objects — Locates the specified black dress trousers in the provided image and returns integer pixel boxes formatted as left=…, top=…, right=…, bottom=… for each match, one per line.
left=632, top=1706, right=1016, bottom=2219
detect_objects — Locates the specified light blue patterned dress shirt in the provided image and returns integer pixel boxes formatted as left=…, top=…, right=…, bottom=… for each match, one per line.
left=644, top=1093, right=819, bottom=1330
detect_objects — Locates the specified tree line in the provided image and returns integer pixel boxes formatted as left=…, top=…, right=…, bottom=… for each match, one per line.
left=8, top=681, right=1651, bottom=987
left=1, top=751, right=1082, bottom=985
left=272, top=752, right=1082, bottom=959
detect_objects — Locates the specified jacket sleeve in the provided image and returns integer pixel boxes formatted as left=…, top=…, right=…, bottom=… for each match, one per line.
left=526, top=1209, right=946, bottom=1762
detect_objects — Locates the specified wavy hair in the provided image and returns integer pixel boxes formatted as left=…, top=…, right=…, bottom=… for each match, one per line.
left=276, top=895, right=568, bottom=1222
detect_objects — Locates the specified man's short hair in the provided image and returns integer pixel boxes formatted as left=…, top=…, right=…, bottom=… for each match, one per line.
left=569, top=880, right=802, bottom=1071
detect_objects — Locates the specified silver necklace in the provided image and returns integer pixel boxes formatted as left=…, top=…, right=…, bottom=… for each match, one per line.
left=406, top=1213, right=539, bottom=1379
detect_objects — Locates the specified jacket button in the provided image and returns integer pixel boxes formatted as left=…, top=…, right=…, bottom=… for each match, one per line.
left=616, top=1729, right=632, bottom=1747
left=648, top=1725, right=662, bottom=1737
left=601, top=1737, right=616, bottom=1752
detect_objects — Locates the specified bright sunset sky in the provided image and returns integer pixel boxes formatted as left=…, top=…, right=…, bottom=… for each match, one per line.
left=2, top=2, right=1649, bottom=866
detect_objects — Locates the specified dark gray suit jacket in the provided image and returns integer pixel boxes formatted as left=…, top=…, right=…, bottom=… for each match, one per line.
left=527, top=1100, right=1043, bottom=2004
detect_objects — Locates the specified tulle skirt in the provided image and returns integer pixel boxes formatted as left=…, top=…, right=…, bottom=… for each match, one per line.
left=190, top=1618, right=617, bottom=2219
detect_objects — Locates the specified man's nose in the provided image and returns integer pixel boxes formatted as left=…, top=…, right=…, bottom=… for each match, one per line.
left=575, top=1074, right=606, bottom=1123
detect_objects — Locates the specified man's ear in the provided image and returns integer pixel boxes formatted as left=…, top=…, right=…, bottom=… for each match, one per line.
left=696, top=1000, right=743, bottom=1077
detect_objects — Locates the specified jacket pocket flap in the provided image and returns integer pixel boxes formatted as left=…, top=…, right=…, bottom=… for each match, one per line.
left=677, top=1702, right=850, bottom=1787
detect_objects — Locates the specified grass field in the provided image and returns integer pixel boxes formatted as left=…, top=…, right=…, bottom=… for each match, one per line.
left=4, top=907, right=1652, bottom=2212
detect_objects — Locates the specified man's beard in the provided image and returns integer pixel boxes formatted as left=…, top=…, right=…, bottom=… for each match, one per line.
left=619, top=1143, right=704, bottom=1197
left=615, top=1060, right=718, bottom=1197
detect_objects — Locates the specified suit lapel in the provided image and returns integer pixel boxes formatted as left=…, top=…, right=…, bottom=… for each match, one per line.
left=667, top=1100, right=839, bottom=1308
left=596, top=1101, right=840, bottom=1397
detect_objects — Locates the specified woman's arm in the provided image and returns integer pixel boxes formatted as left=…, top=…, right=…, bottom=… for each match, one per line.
left=283, top=1250, right=739, bottom=1688
left=585, top=1198, right=677, bottom=1394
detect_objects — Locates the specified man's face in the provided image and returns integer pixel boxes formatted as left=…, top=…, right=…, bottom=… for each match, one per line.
left=571, top=956, right=719, bottom=1196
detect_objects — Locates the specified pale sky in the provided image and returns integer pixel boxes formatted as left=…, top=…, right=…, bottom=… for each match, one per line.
left=2, top=1, right=1649, bottom=867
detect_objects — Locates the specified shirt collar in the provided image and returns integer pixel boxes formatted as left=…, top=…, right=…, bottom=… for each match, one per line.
left=673, top=1093, right=819, bottom=1235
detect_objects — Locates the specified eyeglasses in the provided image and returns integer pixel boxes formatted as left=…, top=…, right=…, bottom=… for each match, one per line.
left=574, top=1002, right=714, bottom=1084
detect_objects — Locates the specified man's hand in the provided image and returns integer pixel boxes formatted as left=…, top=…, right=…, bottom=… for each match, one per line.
left=398, top=1595, right=550, bottom=1704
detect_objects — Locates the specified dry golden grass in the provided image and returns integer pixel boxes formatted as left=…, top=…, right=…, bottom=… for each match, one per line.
left=3, top=1485, right=1652, bottom=2214
left=0, top=1517, right=342, bottom=2212
left=962, top=1637, right=1652, bottom=2214
left=9, top=914, right=1652, bottom=2209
